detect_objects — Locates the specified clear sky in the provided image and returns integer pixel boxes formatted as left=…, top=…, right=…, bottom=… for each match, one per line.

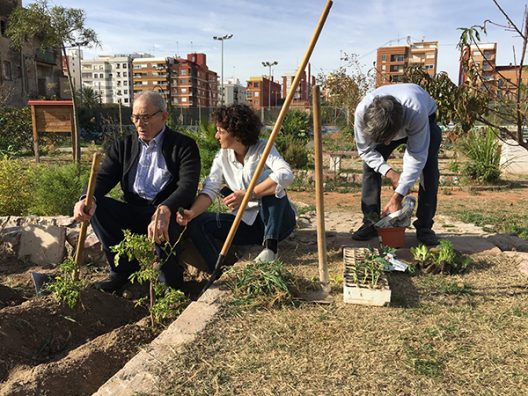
left=35, top=0, right=524, bottom=85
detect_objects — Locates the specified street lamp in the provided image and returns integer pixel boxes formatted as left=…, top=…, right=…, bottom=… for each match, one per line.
left=262, top=61, right=278, bottom=109
left=213, top=34, right=233, bottom=105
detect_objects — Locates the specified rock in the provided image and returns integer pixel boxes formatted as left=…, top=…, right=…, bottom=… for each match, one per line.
left=17, top=224, right=66, bottom=266
left=487, top=234, right=528, bottom=252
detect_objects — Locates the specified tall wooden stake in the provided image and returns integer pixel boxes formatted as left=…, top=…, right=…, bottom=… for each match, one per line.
left=312, top=85, right=329, bottom=284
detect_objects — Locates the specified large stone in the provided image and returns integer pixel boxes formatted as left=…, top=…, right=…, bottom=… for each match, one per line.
left=17, top=224, right=66, bottom=266
left=487, top=234, right=528, bottom=252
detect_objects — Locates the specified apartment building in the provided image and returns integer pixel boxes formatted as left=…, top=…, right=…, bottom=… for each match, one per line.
left=170, top=53, right=217, bottom=108
left=495, top=64, right=528, bottom=98
left=223, top=78, right=247, bottom=105
left=246, top=76, right=281, bottom=110
left=0, top=0, right=66, bottom=106
left=375, top=41, right=438, bottom=87
left=281, top=68, right=315, bottom=108
left=65, top=47, right=82, bottom=90
left=81, top=55, right=134, bottom=106
left=132, top=53, right=217, bottom=108
left=458, top=42, right=497, bottom=87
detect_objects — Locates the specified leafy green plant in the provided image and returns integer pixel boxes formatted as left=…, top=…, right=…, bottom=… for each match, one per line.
left=280, top=110, right=311, bottom=141
left=45, top=257, right=86, bottom=309
left=184, top=122, right=218, bottom=177
left=277, top=134, right=310, bottom=169
left=412, top=241, right=472, bottom=274
left=226, top=260, right=295, bottom=308
left=30, top=163, right=89, bottom=215
left=448, top=160, right=460, bottom=173
left=458, top=127, right=501, bottom=183
left=112, top=230, right=189, bottom=326
left=0, top=157, right=34, bottom=215
left=0, top=106, right=33, bottom=155
left=351, top=247, right=391, bottom=288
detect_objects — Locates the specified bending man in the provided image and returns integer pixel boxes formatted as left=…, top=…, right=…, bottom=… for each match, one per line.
left=352, top=83, right=441, bottom=246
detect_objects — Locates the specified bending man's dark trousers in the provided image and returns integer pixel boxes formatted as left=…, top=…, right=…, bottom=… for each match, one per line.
left=90, top=196, right=184, bottom=288
left=360, top=114, right=442, bottom=230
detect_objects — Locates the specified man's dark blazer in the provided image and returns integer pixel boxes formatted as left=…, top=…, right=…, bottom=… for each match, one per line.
left=93, top=126, right=201, bottom=213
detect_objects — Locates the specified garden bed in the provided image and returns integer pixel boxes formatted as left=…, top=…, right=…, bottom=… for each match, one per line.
left=0, top=246, right=199, bottom=394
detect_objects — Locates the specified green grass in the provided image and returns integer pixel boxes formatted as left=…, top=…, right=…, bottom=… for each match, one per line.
left=457, top=210, right=528, bottom=239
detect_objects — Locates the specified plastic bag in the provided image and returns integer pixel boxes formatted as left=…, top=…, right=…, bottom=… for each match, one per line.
left=375, top=196, right=417, bottom=228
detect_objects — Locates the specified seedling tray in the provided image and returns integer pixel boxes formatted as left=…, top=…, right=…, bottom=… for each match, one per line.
left=343, top=247, right=391, bottom=306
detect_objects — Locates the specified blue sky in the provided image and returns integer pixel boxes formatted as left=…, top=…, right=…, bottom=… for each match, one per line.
left=38, top=0, right=524, bottom=85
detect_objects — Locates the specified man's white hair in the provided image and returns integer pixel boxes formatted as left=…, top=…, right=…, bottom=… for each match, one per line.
left=134, top=91, right=167, bottom=112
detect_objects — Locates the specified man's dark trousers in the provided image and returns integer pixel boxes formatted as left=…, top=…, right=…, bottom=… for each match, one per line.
left=360, top=114, right=442, bottom=230
left=90, top=196, right=184, bottom=288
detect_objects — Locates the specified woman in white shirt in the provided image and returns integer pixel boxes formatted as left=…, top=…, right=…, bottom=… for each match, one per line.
left=176, top=104, right=296, bottom=271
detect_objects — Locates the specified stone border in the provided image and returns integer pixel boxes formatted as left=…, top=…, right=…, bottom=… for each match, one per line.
left=94, top=285, right=227, bottom=395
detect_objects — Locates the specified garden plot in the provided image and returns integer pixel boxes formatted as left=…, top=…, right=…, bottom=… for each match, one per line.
left=0, top=220, right=202, bottom=395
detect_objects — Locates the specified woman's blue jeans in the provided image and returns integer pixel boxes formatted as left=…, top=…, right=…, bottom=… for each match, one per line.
left=187, top=194, right=296, bottom=271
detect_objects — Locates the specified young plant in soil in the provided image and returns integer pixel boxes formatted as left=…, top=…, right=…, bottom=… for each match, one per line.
left=351, top=247, right=392, bottom=289
left=411, top=240, right=472, bottom=274
left=45, top=257, right=87, bottom=309
left=112, top=229, right=188, bottom=327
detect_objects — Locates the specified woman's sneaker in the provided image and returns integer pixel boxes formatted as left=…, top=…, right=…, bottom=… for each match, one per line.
left=254, top=248, right=278, bottom=263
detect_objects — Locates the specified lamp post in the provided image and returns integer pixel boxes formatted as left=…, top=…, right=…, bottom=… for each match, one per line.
left=262, top=61, right=278, bottom=109
left=213, top=34, right=233, bottom=105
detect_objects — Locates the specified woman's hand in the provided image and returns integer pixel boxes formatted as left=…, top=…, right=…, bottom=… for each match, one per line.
left=176, top=208, right=194, bottom=226
left=223, top=189, right=247, bottom=211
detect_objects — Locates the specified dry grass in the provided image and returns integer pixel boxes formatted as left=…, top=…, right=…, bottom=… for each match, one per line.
left=154, top=240, right=527, bottom=395
left=149, top=183, right=528, bottom=395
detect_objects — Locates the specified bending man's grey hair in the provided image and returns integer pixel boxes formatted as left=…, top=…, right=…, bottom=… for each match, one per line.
left=362, top=95, right=403, bottom=144
left=134, top=91, right=167, bottom=112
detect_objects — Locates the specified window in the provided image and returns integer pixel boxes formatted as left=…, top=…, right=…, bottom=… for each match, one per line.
left=100, top=73, right=104, bottom=78
left=381, top=54, right=387, bottom=62
left=381, top=65, right=386, bottom=71
left=124, top=81, right=128, bottom=86
left=117, top=72, right=121, bottom=77
left=124, top=98, right=129, bottom=103
left=254, top=91, right=259, bottom=97
left=123, top=72, right=127, bottom=77
left=123, top=63, right=127, bottom=68
left=181, top=88, right=187, bottom=93
left=254, top=82, right=259, bottom=88
left=116, top=64, right=120, bottom=69
left=0, top=19, right=7, bottom=36
left=2, top=61, right=12, bottom=80
left=390, top=54, right=405, bottom=62
left=93, top=73, right=98, bottom=79
left=182, top=97, right=187, bottom=102
left=180, top=70, right=188, bottom=75
left=124, top=89, right=128, bottom=94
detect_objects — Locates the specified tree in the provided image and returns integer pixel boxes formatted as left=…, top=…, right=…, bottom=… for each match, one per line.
left=6, top=0, right=100, bottom=161
left=457, top=0, right=527, bottom=150
left=317, top=53, right=372, bottom=127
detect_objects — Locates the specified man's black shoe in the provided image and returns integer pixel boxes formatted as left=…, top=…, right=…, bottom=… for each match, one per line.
left=352, top=223, right=378, bottom=241
left=416, top=228, right=439, bottom=246
left=94, top=273, right=130, bottom=293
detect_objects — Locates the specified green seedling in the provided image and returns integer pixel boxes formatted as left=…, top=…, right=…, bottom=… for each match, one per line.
left=411, top=241, right=472, bottom=274
left=351, top=247, right=391, bottom=289
left=112, top=230, right=188, bottom=326
left=45, top=257, right=86, bottom=309
left=411, top=244, right=431, bottom=263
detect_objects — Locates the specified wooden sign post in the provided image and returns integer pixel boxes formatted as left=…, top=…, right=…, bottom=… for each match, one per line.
left=28, top=100, right=76, bottom=163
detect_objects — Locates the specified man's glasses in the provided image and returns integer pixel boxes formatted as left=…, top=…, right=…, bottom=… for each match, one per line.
left=130, top=110, right=162, bottom=124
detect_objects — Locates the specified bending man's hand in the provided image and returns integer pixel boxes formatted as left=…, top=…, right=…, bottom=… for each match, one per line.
left=385, top=169, right=400, bottom=190
left=148, top=205, right=171, bottom=244
left=382, top=192, right=404, bottom=218
left=73, top=199, right=96, bottom=222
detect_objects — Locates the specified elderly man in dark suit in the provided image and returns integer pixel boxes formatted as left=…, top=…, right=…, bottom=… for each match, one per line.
left=73, top=91, right=200, bottom=292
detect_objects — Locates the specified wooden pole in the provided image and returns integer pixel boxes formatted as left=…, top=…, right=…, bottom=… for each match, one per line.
left=312, top=85, right=329, bottom=284
left=219, top=0, right=333, bottom=258
left=30, top=104, right=39, bottom=163
left=73, top=153, right=101, bottom=280
left=201, top=0, right=333, bottom=292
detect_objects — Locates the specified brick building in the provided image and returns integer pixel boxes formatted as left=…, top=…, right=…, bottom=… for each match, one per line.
left=246, top=76, right=281, bottom=110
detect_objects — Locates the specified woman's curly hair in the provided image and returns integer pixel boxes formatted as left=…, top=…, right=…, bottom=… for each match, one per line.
left=212, top=104, right=262, bottom=147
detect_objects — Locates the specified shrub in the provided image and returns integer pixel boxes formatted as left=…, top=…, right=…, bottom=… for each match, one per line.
left=0, top=106, right=33, bottom=155
left=458, top=127, right=501, bottom=183
left=280, top=109, right=311, bottom=141
left=0, top=157, right=34, bottom=215
left=30, top=163, right=89, bottom=216
left=184, top=122, right=218, bottom=177
left=276, top=134, right=309, bottom=169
